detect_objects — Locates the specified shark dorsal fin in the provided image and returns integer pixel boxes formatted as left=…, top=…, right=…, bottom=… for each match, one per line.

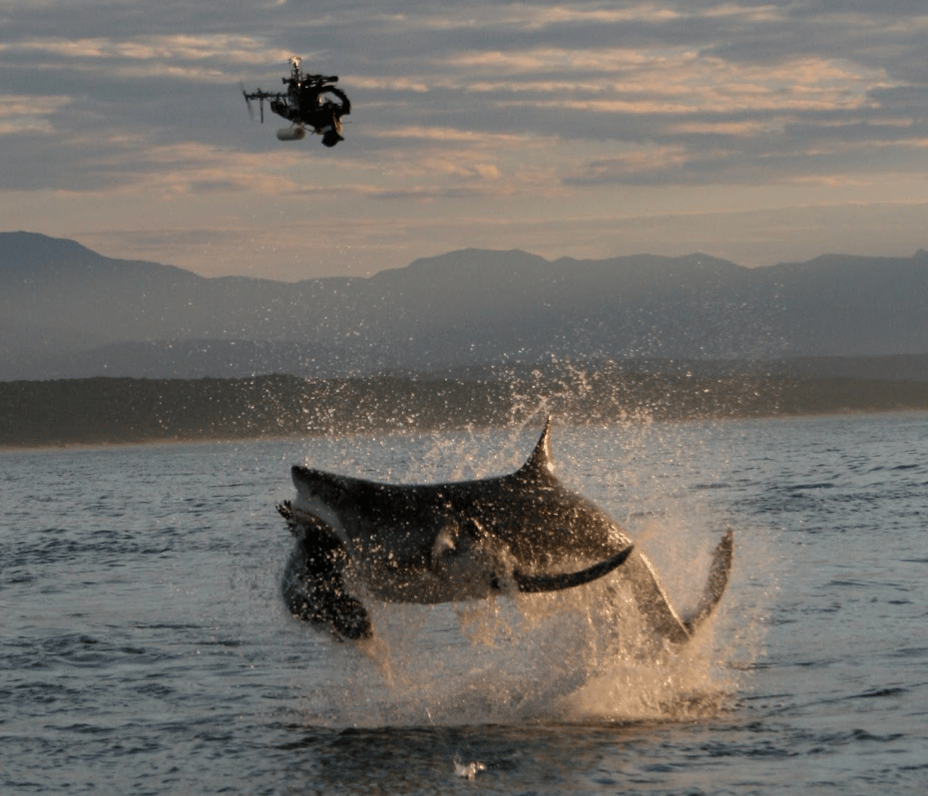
left=518, top=417, right=554, bottom=478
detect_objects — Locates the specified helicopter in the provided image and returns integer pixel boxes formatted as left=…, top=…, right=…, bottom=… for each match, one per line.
left=241, top=57, right=351, bottom=147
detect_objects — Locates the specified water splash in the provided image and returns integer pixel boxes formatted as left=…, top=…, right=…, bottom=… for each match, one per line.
left=286, top=417, right=767, bottom=729
left=293, top=541, right=754, bottom=729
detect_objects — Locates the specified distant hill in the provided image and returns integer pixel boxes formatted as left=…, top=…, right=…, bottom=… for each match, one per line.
left=2, top=231, right=927, bottom=381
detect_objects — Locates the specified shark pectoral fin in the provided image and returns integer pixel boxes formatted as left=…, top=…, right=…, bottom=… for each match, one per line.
left=682, top=529, right=734, bottom=636
left=513, top=544, right=634, bottom=594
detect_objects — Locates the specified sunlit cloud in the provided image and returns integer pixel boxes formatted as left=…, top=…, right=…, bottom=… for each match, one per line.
left=1, top=34, right=278, bottom=62
left=2, top=0, right=928, bottom=277
left=367, top=125, right=539, bottom=145
left=0, top=94, right=71, bottom=134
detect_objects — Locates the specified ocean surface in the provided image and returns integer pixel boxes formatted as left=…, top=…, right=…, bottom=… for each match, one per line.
left=2, top=412, right=926, bottom=795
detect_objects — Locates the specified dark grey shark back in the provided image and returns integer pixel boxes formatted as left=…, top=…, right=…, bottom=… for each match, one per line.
left=319, top=419, right=626, bottom=567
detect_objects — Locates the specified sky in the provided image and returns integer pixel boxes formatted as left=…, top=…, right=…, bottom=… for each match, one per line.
left=2, top=0, right=928, bottom=281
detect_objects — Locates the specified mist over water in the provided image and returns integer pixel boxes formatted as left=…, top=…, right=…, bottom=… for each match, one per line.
left=2, top=413, right=925, bottom=794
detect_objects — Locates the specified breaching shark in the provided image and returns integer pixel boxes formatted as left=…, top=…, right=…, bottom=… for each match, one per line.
left=277, top=419, right=733, bottom=642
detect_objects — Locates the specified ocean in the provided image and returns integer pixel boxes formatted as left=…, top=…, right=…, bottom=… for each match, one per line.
left=2, top=412, right=926, bottom=795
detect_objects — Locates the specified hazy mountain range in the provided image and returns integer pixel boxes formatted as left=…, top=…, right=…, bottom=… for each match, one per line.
left=2, top=231, right=928, bottom=382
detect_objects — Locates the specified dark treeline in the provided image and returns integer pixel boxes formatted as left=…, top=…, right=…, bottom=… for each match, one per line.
left=3, top=370, right=928, bottom=448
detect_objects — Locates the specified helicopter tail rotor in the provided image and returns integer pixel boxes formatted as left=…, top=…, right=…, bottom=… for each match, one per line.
left=240, top=83, right=265, bottom=123
left=240, top=83, right=255, bottom=119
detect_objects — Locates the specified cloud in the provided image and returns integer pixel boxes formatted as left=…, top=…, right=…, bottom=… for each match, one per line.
left=1, top=1, right=928, bottom=277
left=0, top=93, right=71, bottom=134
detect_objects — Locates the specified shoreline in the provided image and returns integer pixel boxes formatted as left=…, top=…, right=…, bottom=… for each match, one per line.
left=4, top=408, right=928, bottom=455
left=3, top=372, right=928, bottom=450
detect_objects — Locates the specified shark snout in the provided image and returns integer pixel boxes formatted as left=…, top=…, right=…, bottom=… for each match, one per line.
left=291, top=466, right=349, bottom=502
left=290, top=464, right=320, bottom=491
left=289, top=466, right=349, bottom=538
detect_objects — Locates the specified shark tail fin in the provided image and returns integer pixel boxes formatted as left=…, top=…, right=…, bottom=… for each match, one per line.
left=681, top=529, right=734, bottom=636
